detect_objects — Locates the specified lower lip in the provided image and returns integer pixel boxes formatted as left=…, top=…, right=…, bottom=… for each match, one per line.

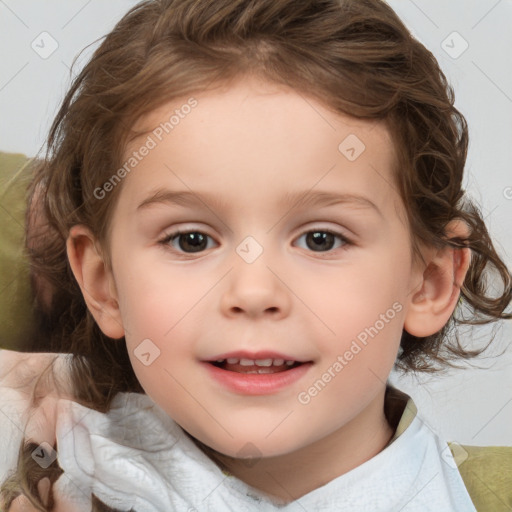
left=202, top=362, right=313, bottom=395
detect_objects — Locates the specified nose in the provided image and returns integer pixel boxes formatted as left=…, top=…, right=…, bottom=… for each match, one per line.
left=220, top=250, right=292, bottom=319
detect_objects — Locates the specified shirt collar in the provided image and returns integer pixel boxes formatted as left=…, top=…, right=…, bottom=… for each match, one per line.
left=383, top=384, right=418, bottom=444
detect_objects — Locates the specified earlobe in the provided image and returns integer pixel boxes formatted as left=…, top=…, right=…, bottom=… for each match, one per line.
left=66, top=225, right=125, bottom=339
left=404, top=220, right=471, bottom=338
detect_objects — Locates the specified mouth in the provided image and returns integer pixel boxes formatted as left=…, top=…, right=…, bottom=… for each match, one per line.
left=202, top=351, right=313, bottom=394
left=209, top=357, right=304, bottom=374
left=203, top=356, right=313, bottom=395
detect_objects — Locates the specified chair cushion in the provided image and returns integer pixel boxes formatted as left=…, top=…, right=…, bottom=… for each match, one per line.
left=0, top=151, right=36, bottom=351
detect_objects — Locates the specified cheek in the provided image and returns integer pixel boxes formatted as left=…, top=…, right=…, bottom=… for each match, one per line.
left=114, top=256, right=204, bottom=339
left=113, top=268, right=197, bottom=399
left=294, top=253, right=408, bottom=332
left=290, top=250, right=408, bottom=384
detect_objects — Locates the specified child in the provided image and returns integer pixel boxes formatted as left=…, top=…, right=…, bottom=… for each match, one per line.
left=1, top=0, right=511, bottom=510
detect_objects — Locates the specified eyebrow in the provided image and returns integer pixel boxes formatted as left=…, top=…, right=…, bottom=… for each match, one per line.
left=136, top=188, right=383, bottom=217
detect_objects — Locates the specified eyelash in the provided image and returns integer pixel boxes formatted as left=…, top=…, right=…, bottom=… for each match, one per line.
left=158, top=227, right=353, bottom=258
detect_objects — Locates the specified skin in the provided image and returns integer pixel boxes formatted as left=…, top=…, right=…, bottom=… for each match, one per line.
left=17, top=76, right=470, bottom=507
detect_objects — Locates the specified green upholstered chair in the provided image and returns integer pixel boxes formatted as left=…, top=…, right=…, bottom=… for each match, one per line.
left=0, top=151, right=36, bottom=351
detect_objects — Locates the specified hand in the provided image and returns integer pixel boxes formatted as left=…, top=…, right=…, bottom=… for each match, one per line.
left=7, top=478, right=72, bottom=512
left=0, top=351, right=75, bottom=511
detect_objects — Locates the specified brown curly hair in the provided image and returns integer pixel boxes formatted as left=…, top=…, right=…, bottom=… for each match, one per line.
left=2, top=0, right=511, bottom=509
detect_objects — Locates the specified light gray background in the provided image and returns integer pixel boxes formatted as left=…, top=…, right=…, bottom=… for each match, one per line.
left=0, top=0, right=511, bottom=445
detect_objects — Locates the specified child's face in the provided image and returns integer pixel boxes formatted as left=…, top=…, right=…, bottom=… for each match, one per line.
left=105, top=77, right=423, bottom=458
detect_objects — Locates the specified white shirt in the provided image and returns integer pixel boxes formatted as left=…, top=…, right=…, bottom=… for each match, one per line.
left=52, top=392, right=476, bottom=511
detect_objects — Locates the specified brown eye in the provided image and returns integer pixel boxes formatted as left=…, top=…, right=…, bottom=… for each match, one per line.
left=295, top=230, right=350, bottom=253
left=161, top=231, right=214, bottom=254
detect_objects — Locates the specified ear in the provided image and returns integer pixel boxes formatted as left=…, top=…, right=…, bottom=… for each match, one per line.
left=66, top=225, right=125, bottom=339
left=404, top=219, right=471, bottom=338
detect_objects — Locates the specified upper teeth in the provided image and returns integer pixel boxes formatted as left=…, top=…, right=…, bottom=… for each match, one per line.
left=216, top=358, right=295, bottom=366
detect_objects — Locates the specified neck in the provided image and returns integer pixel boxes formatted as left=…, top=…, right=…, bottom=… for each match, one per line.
left=202, top=388, right=395, bottom=503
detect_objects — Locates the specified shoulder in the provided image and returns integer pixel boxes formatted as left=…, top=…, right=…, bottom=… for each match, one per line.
left=449, top=443, right=512, bottom=512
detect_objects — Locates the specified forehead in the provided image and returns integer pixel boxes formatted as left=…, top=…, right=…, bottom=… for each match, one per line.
left=121, top=77, right=401, bottom=219
left=131, top=77, right=393, bottom=150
